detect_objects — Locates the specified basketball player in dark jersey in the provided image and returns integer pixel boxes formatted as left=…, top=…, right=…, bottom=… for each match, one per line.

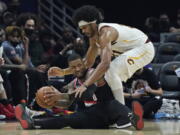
left=15, top=53, right=143, bottom=130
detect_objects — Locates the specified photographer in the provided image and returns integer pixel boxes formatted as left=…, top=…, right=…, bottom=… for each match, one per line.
left=124, top=68, right=163, bottom=119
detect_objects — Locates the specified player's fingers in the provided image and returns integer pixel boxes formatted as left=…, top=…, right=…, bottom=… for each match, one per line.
left=44, top=98, right=49, bottom=103
left=70, top=90, right=76, bottom=95
left=79, top=91, right=83, bottom=98
left=44, top=91, right=55, bottom=96
left=44, top=97, right=54, bottom=104
left=75, top=90, right=80, bottom=98
left=44, top=94, right=54, bottom=99
left=75, top=91, right=78, bottom=98
left=47, top=100, right=54, bottom=106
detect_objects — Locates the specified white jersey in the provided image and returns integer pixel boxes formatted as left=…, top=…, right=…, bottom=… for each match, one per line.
left=98, top=23, right=148, bottom=53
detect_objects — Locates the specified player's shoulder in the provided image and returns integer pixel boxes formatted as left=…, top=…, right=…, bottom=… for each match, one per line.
left=98, top=23, right=119, bottom=42
left=99, top=23, right=117, bottom=30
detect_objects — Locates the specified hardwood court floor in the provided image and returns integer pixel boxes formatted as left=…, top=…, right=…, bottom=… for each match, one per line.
left=0, top=120, right=180, bottom=135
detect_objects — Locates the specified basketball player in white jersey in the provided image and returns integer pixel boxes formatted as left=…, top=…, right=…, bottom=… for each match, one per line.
left=48, top=5, right=155, bottom=105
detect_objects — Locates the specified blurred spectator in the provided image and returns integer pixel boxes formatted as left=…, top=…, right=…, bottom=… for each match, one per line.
left=0, top=1, right=7, bottom=11
left=2, top=26, right=46, bottom=105
left=170, top=9, right=180, bottom=33
left=0, top=57, right=15, bottom=119
left=159, top=13, right=172, bottom=33
left=144, top=17, right=160, bottom=42
left=0, top=1, right=5, bottom=30
left=14, top=16, right=48, bottom=104
left=1, top=11, right=16, bottom=28
left=16, top=13, right=38, bottom=39
left=2, top=26, right=28, bottom=105
left=3, top=26, right=29, bottom=65
left=0, top=1, right=7, bottom=23
left=62, top=26, right=75, bottom=44
left=39, top=30, right=56, bottom=64
left=73, top=37, right=86, bottom=57
left=17, top=13, right=49, bottom=104
left=16, top=13, right=44, bottom=67
left=53, top=37, right=66, bottom=55
left=0, top=27, right=13, bottom=103
left=124, top=68, right=163, bottom=119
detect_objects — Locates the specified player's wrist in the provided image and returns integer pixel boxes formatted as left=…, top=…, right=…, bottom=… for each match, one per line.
left=63, top=69, right=65, bottom=76
left=83, top=83, right=88, bottom=89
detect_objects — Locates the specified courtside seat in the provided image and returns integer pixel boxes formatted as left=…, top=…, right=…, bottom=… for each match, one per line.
left=164, top=32, right=180, bottom=43
left=152, top=42, right=161, bottom=63
left=162, top=91, right=180, bottom=99
left=159, top=61, right=180, bottom=99
left=173, top=54, right=180, bottom=61
left=154, top=43, right=180, bottom=63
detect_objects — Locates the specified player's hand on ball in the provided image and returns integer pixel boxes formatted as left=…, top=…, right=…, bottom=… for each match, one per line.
left=36, top=86, right=57, bottom=108
left=44, top=87, right=62, bottom=106
left=48, top=67, right=64, bottom=77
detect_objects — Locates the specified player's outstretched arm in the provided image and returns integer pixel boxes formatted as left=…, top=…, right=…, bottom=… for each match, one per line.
left=48, top=66, right=74, bottom=76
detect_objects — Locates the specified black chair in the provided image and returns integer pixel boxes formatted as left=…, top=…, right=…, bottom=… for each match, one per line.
left=152, top=42, right=161, bottom=63
left=173, top=54, right=180, bottom=61
left=165, top=32, right=180, bottom=43
left=154, top=42, right=180, bottom=63
left=160, top=32, right=180, bottom=43
left=159, top=61, right=180, bottom=99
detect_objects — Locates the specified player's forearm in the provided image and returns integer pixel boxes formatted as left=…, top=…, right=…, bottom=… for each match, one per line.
left=64, top=68, right=74, bottom=75
left=55, top=100, right=72, bottom=109
left=84, top=59, right=94, bottom=68
left=55, top=93, right=74, bottom=108
left=124, top=92, right=132, bottom=98
left=83, top=62, right=109, bottom=87
left=83, top=55, right=96, bottom=69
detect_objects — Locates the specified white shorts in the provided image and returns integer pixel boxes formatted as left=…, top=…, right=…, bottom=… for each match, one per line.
left=105, top=41, right=155, bottom=90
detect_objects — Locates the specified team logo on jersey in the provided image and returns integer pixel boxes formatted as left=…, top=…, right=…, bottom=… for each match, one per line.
left=127, top=58, right=134, bottom=65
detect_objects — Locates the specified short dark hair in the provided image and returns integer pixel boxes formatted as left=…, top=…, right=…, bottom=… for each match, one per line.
left=72, top=5, right=101, bottom=26
left=67, top=53, right=82, bottom=63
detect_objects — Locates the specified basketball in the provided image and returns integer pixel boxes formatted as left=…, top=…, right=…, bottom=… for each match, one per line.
left=36, top=86, right=56, bottom=108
